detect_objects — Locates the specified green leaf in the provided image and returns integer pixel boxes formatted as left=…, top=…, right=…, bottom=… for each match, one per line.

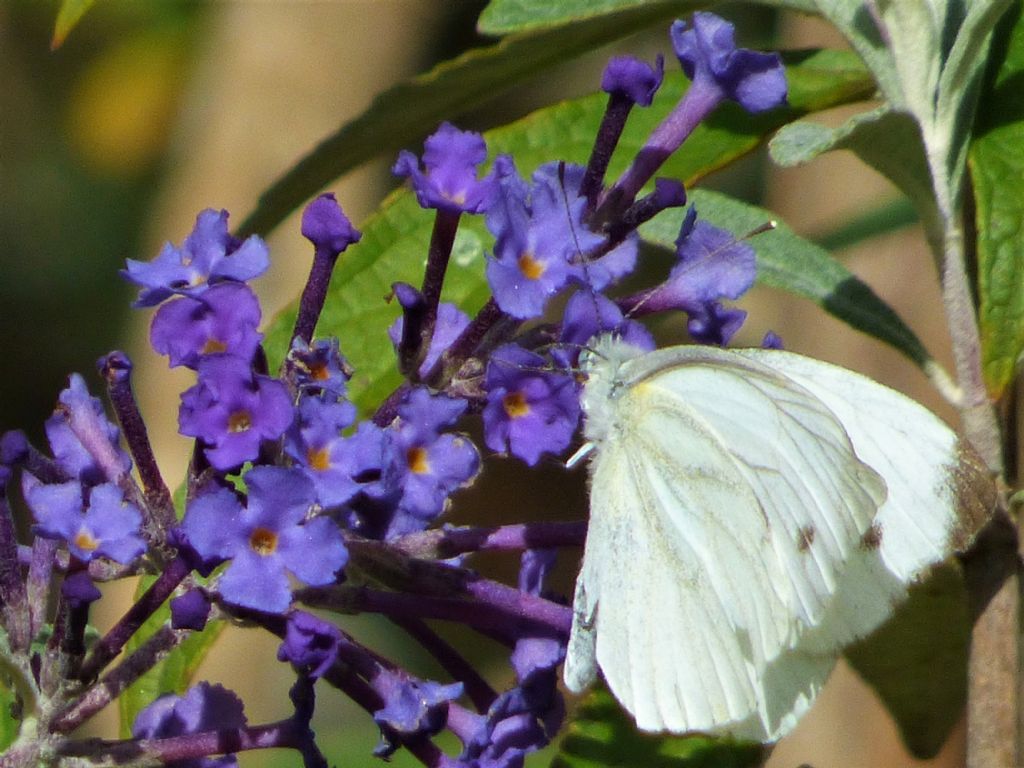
left=810, top=0, right=902, bottom=104
left=810, top=0, right=1012, bottom=256
left=261, top=48, right=875, bottom=406
left=551, top=687, right=765, bottom=768
left=0, top=679, right=18, bottom=751
left=640, top=189, right=933, bottom=369
left=478, top=0, right=816, bottom=36
left=771, top=106, right=945, bottom=253
left=118, top=578, right=225, bottom=737
left=813, top=197, right=918, bottom=253
left=51, top=0, right=98, bottom=50
left=970, top=1, right=1024, bottom=398
left=238, top=1, right=700, bottom=239
left=845, top=563, right=970, bottom=758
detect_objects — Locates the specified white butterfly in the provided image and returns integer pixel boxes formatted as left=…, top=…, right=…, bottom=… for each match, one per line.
left=563, top=335, right=994, bottom=742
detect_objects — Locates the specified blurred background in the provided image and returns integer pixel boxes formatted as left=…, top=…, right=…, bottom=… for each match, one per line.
left=0, top=2, right=962, bottom=767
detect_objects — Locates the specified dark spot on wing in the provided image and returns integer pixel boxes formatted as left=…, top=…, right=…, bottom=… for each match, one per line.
left=796, top=526, right=815, bottom=553
left=860, top=522, right=883, bottom=551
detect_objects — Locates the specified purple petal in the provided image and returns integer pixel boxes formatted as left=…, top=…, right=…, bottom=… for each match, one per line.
left=277, top=516, right=347, bottom=586
left=219, top=548, right=292, bottom=612
left=301, top=193, right=361, bottom=254
left=601, top=54, right=664, bottom=106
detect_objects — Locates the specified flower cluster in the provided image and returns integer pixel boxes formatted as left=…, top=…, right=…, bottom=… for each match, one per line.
left=0, top=13, right=784, bottom=768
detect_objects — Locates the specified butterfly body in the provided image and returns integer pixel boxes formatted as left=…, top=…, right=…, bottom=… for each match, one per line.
left=564, top=336, right=992, bottom=741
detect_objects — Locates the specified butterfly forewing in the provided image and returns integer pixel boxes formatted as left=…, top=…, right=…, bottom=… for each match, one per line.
left=566, top=338, right=998, bottom=742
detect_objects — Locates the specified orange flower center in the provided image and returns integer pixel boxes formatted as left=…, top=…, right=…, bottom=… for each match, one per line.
left=307, top=446, right=331, bottom=472
left=202, top=338, right=228, bottom=355
left=74, top=529, right=99, bottom=552
left=517, top=252, right=546, bottom=281
left=407, top=446, right=430, bottom=475
left=249, top=527, right=278, bottom=555
left=503, top=392, right=530, bottom=419
left=227, top=410, right=252, bottom=433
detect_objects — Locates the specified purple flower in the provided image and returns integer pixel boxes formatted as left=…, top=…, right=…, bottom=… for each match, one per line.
left=284, top=397, right=383, bottom=509
left=180, top=467, right=347, bottom=613
left=601, top=13, right=785, bottom=215
left=62, top=571, right=101, bottom=607
left=762, top=330, right=784, bottom=349
left=122, top=209, right=270, bottom=308
left=284, top=337, right=353, bottom=398
left=277, top=611, right=342, bottom=679
left=518, top=549, right=557, bottom=597
left=0, top=430, right=28, bottom=468
left=557, top=290, right=654, bottom=367
left=671, top=13, right=787, bottom=115
left=24, top=475, right=145, bottom=564
left=178, top=355, right=294, bottom=471
left=301, top=193, right=361, bottom=255
left=373, top=671, right=463, bottom=755
left=170, top=589, right=211, bottom=631
left=385, top=388, right=480, bottom=523
left=150, top=283, right=263, bottom=369
left=601, top=55, right=664, bottom=106
left=452, top=549, right=565, bottom=768
left=482, top=345, right=580, bottom=466
left=45, top=374, right=131, bottom=486
left=393, top=123, right=496, bottom=213
left=621, top=211, right=755, bottom=345
left=485, top=160, right=599, bottom=319
left=389, top=301, right=471, bottom=378
left=132, top=682, right=246, bottom=768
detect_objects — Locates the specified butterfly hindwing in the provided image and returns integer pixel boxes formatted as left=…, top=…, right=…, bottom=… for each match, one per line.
left=568, top=338, right=992, bottom=741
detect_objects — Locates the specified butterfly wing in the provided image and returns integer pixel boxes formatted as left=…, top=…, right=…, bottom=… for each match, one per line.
left=566, top=341, right=994, bottom=740
left=567, top=344, right=892, bottom=739
left=731, top=348, right=994, bottom=649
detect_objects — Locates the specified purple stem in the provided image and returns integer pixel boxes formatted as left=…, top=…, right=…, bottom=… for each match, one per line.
left=300, top=586, right=562, bottom=639
left=52, top=624, right=187, bottom=732
left=395, top=283, right=428, bottom=379
left=463, top=579, right=571, bottom=638
left=431, top=298, right=518, bottom=387
left=62, top=593, right=90, bottom=661
left=373, top=381, right=414, bottom=427
left=98, top=352, right=176, bottom=535
left=319, top=637, right=446, bottom=768
left=294, top=244, right=345, bottom=346
left=0, top=742, right=41, bottom=768
left=389, top=616, right=497, bottom=712
left=0, top=494, right=28, bottom=652
left=417, top=209, right=462, bottom=362
left=57, top=720, right=304, bottom=763
left=41, top=592, right=68, bottom=695
left=598, top=83, right=721, bottom=219
left=77, top=556, right=190, bottom=682
left=394, top=521, right=587, bottom=560
left=377, top=296, right=516, bottom=425
left=22, top=441, right=69, bottom=484
left=289, top=676, right=328, bottom=768
left=27, top=537, right=57, bottom=640
left=343, top=536, right=573, bottom=638
left=580, top=93, right=634, bottom=211
left=607, top=182, right=688, bottom=246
